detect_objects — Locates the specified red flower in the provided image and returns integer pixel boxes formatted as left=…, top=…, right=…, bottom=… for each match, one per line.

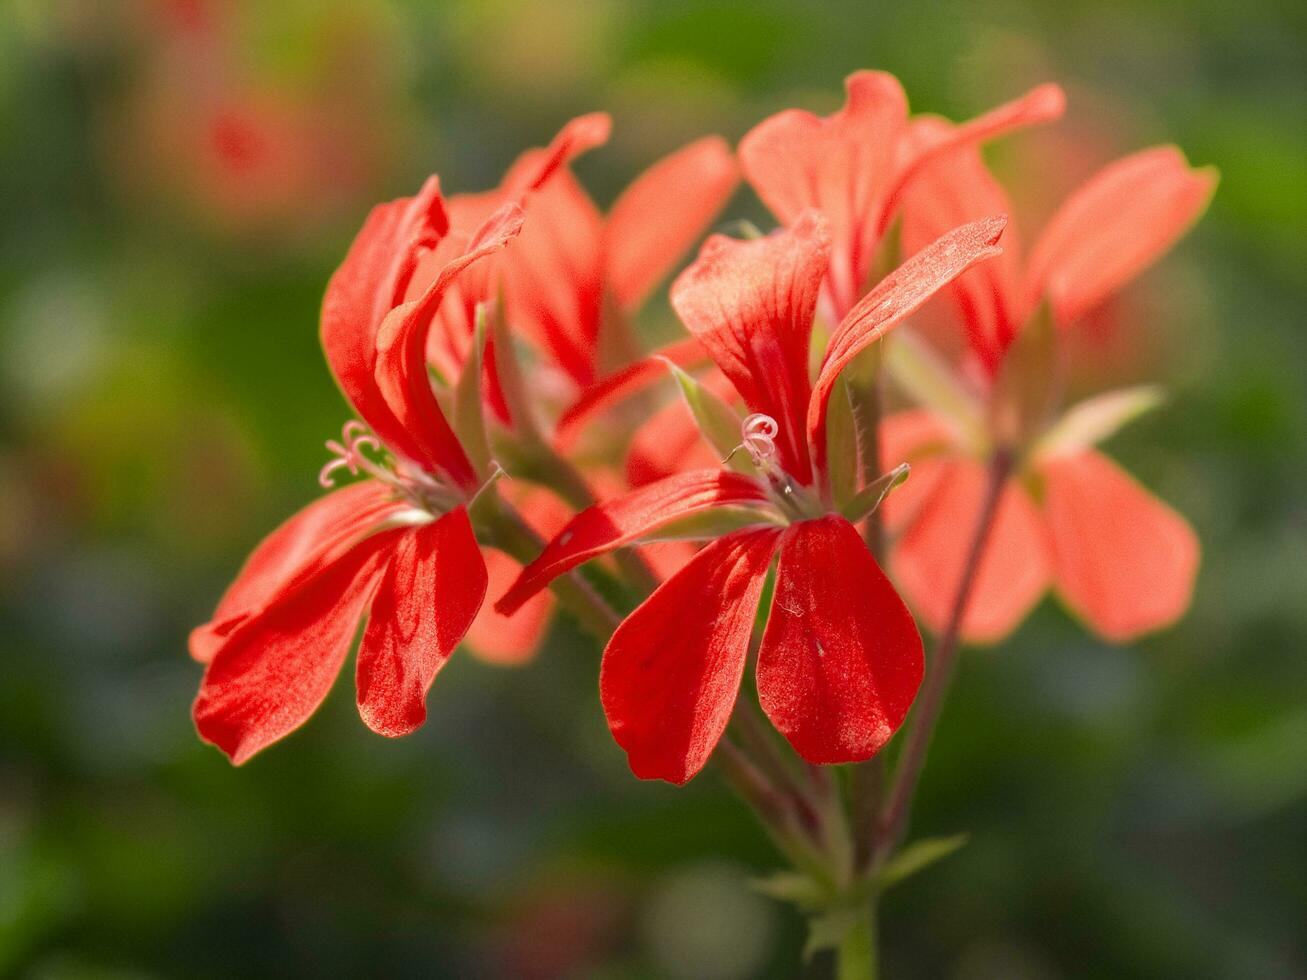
left=421, top=119, right=738, bottom=424
left=878, top=141, right=1216, bottom=642
left=496, top=210, right=1008, bottom=783
left=551, top=71, right=1062, bottom=448
left=414, top=119, right=737, bottom=662
left=740, top=71, right=1064, bottom=319
left=189, top=176, right=525, bottom=763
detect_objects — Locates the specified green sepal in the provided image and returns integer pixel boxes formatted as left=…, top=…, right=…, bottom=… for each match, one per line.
left=1032, top=384, right=1165, bottom=461
left=662, top=360, right=752, bottom=473
left=488, top=288, right=543, bottom=443
left=452, top=305, right=493, bottom=476
left=878, top=833, right=969, bottom=891
left=637, top=506, right=781, bottom=543
left=840, top=463, right=910, bottom=524
left=825, top=373, right=861, bottom=509
left=750, top=871, right=835, bottom=912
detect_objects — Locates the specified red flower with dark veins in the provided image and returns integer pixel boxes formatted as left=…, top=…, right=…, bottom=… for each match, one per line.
left=879, top=137, right=1216, bottom=643
left=189, top=177, right=525, bottom=763
left=497, top=210, right=1009, bottom=783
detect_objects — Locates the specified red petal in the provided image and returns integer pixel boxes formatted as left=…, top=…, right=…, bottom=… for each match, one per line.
left=891, top=458, right=1051, bottom=643
left=601, top=527, right=782, bottom=784
left=500, top=166, right=605, bottom=386
left=495, top=470, right=770, bottom=615
left=193, top=530, right=396, bottom=764
left=552, top=336, right=706, bottom=450
left=372, top=203, right=524, bottom=488
left=756, top=515, right=923, bottom=764
left=606, top=136, right=740, bottom=311
left=670, top=211, right=830, bottom=484
left=739, top=71, right=908, bottom=317
left=466, top=548, right=555, bottom=666
left=1040, top=450, right=1199, bottom=641
left=321, top=177, right=453, bottom=467
left=899, top=123, right=1024, bottom=369
left=504, top=112, right=613, bottom=195
left=356, top=508, right=487, bottom=737
left=190, top=482, right=407, bottom=663
left=809, top=216, right=1006, bottom=481
left=625, top=396, right=722, bottom=487
left=1025, top=146, right=1217, bottom=326
left=880, top=83, right=1065, bottom=235
left=876, top=410, right=959, bottom=537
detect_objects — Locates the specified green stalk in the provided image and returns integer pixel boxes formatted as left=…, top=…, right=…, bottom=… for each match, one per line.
left=836, top=904, right=878, bottom=980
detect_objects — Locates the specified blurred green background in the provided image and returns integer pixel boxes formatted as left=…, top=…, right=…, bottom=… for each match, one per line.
left=1, top=1, right=1304, bottom=977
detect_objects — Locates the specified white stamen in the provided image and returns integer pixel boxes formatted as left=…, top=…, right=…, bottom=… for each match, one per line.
left=741, top=413, right=779, bottom=467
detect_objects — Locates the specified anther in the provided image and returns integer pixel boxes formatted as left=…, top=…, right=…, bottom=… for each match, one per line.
left=741, top=413, right=780, bottom=467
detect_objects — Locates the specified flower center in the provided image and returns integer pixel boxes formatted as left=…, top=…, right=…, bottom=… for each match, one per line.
left=318, top=420, right=460, bottom=514
left=737, top=413, right=822, bottom=522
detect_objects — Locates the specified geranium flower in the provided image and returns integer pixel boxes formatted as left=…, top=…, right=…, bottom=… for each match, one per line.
left=880, top=137, right=1216, bottom=643
left=422, top=120, right=738, bottom=420
left=413, top=119, right=737, bottom=662
left=550, top=70, right=1062, bottom=468
left=496, top=210, right=1008, bottom=783
left=189, top=176, right=527, bottom=763
left=740, top=70, right=1065, bottom=319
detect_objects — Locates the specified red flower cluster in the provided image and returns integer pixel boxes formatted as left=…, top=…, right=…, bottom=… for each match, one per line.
left=192, top=71, right=1212, bottom=782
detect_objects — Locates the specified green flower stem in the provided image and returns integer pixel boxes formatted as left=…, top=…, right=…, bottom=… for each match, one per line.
left=714, top=736, right=839, bottom=890
left=877, top=449, right=1014, bottom=858
left=837, top=903, right=878, bottom=980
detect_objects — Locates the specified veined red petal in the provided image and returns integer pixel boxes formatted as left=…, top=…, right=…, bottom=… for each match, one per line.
left=626, top=396, right=723, bottom=487
left=1025, top=146, right=1217, bottom=326
left=809, top=216, right=1006, bottom=480
left=190, top=481, right=408, bottom=663
left=899, top=124, right=1024, bottom=369
left=739, top=71, right=908, bottom=317
left=879, top=83, right=1065, bottom=234
left=756, top=515, right=923, bottom=764
left=193, top=530, right=397, bottom=764
left=500, top=166, right=606, bottom=386
left=606, top=136, right=740, bottom=312
left=891, top=459, right=1051, bottom=643
left=552, top=336, right=706, bottom=449
left=1040, top=450, right=1199, bottom=641
left=356, top=508, right=487, bottom=737
left=601, top=527, right=782, bottom=784
left=321, top=177, right=452, bottom=466
left=671, top=211, right=830, bottom=484
left=495, top=470, right=770, bottom=615
left=373, top=203, right=524, bottom=488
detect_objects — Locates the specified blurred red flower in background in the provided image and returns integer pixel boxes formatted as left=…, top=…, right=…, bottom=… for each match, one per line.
left=879, top=142, right=1216, bottom=642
